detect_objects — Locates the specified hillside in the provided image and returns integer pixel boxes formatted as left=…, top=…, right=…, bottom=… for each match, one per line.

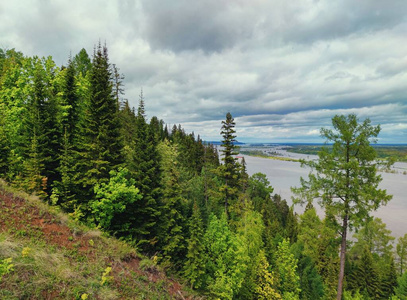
left=0, top=180, right=196, bottom=299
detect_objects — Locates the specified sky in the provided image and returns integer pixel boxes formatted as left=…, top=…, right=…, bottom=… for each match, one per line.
left=1, top=0, right=407, bottom=144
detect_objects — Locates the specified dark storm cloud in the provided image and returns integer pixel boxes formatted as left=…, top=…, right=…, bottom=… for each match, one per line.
left=140, top=0, right=258, bottom=52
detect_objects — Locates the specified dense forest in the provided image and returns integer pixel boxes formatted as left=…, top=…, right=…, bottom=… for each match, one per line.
left=1, top=45, right=407, bottom=300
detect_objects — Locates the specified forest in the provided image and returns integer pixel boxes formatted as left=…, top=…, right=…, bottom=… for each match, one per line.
left=1, top=45, right=407, bottom=300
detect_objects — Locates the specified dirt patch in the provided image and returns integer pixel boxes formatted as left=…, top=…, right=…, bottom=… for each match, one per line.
left=0, top=188, right=196, bottom=299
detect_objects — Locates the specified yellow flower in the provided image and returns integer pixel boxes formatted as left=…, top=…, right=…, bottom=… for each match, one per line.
left=22, top=247, right=31, bottom=258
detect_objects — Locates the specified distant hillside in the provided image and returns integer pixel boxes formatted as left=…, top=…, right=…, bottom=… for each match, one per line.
left=284, top=144, right=407, bottom=162
left=0, top=180, right=196, bottom=299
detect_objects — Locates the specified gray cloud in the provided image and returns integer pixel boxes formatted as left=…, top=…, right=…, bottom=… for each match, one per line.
left=0, top=0, right=406, bottom=143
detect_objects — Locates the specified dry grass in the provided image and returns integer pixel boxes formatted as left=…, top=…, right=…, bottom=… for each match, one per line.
left=0, top=181, right=197, bottom=299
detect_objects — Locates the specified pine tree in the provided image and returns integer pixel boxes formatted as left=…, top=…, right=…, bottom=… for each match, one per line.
left=184, top=201, right=206, bottom=290
left=76, top=43, right=123, bottom=205
left=380, top=257, right=397, bottom=299
left=0, top=109, right=9, bottom=176
left=204, top=213, right=248, bottom=299
left=292, top=114, right=392, bottom=300
left=348, top=247, right=381, bottom=299
left=219, top=112, right=240, bottom=215
left=397, top=234, right=407, bottom=275
left=275, top=238, right=301, bottom=298
left=53, top=57, right=81, bottom=209
left=60, top=57, right=80, bottom=144
left=129, top=90, right=161, bottom=250
left=254, top=250, right=282, bottom=300
left=396, top=271, right=407, bottom=300
left=73, top=48, right=91, bottom=77
left=111, top=64, right=124, bottom=107
left=157, top=140, right=186, bottom=269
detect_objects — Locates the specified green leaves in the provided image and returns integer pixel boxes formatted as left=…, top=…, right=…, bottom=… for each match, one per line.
left=204, top=213, right=248, bottom=299
left=92, top=168, right=141, bottom=233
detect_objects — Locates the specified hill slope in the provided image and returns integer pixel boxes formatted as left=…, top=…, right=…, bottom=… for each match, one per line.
left=0, top=181, right=196, bottom=299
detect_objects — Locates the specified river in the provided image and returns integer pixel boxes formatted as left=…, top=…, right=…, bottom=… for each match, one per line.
left=242, top=149, right=407, bottom=238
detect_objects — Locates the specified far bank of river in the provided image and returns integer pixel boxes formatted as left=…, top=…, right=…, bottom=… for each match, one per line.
left=243, top=152, right=407, bottom=238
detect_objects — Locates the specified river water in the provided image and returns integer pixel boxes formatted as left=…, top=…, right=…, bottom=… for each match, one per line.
left=242, top=148, right=407, bottom=238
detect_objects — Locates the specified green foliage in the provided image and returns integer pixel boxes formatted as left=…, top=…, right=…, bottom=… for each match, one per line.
left=204, top=213, right=248, bottom=299
left=397, top=234, right=407, bottom=275
left=184, top=202, right=206, bottom=290
left=77, top=43, right=123, bottom=202
left=92, top=168, right=142, bottom=235
left=126, top=91, right=162, bottom=251
left=351, top=217, right=394, bottom=258
left=219, top=112, right=240, bottom=213
left=380, top=258, right=398, bottom=299
left=236, top=207, right=266, bottom=298
left=254, top=250, right=282, bottom=299
left=293, top=114, right=392, bottom=299
left=100, top=266, right=113, bottom=286
left=157, top=140, right=186, bottom=269
left=247, top=172, right=274, bottom=212
left=0, top=257, right=14, bottom=282
left=275, top=238, right=301, bottom=297
left=347, top=247, right=381, bottom=299
left=73, top=48, right=92, bottom=77
left=396, top=271, right=407, bottom=300
left=343, top=290, right=367, bottom=300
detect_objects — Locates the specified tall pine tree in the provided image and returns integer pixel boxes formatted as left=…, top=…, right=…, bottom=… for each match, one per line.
left=129, top=90, right=161, bottom=251
left=76, top=43, right=122, bottom=207
left=219, top=112, right=240, bottom=215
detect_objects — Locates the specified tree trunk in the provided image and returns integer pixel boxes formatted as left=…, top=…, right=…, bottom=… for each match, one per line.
left=337, top=214, right=348, bottom=300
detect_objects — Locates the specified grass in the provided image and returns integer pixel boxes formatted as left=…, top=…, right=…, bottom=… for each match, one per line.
left=0, top=180, right=196, bottom=299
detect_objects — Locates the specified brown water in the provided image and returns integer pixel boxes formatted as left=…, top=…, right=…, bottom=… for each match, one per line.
left=243, top=153, right=407, bottom=238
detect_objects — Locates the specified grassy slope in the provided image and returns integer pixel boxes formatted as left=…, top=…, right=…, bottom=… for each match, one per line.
left=0, top=181, right=196, bottom=300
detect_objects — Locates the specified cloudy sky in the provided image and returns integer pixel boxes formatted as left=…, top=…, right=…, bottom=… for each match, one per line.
left=1, top=0, right=407, bottom=143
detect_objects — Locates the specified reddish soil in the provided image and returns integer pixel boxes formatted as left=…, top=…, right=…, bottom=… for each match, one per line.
left=0, top=189, right=193, bottom=299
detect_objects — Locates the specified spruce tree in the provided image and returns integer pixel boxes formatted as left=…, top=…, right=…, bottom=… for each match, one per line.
left=130, top=90, right=161, bottom=250
left=184, top=201, right=206, bottom=289
left=76, top=43, right=123, bottom=204
left=54, top=57, right=80, bottom=209
left=348, top=247, right=381, bottom=299
left=157, top=140, right=186, bottom=269
left=219, top=112, right=240, bottom=215
left=0, top=109, right=9, bottom=176
left=73, top=48, right=91, bottom=77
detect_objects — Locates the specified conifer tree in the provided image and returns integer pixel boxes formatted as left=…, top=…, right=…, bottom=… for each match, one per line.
left=157, top=140, right=186, bottom=269
left=130, top=90, right=161, bottom=250
left=73, top=48, right=91, bottom=77
left=23, top=57, right=60, bottom=196
left=380, top=258, right=397, bottom=299
left=76, top=43, right=123, bottom=203
left=396, top=271, right=407, bottom=300
left=348, top=247, right=381, bottom=299
left=111, top=64, right=124, bottom=107
left=204, top=213, right=248, bottom=299
left=219, top=112, right=240, bottom=215
left=254, top=250, right=282, bottom=300
left=293, top=114, right=392, bottom=300
left=275, top=238, right=301, bottom=298
left=397, top=234, right=407, bottom=275
left=54, top=57, right=80, bottom=209
left=0, top=109, right=9, bottom=176
left=60, top=57, right=80, bottom=144
left=184, top=201, right=206, bottom=290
